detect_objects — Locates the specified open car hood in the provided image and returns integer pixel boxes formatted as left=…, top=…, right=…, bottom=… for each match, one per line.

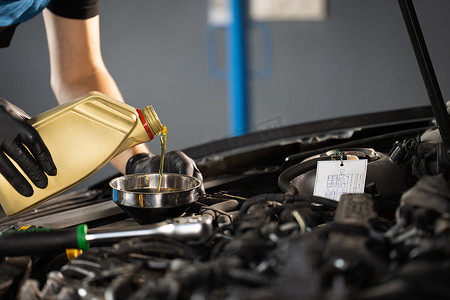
left=1, top=1, right=449, bottom=299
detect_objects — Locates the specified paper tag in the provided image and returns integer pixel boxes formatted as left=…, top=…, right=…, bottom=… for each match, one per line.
left=313, top=159, right=368, bottom=201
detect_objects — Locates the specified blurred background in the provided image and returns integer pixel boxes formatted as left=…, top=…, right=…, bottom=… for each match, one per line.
left=1, top=0, right=449, bottom=188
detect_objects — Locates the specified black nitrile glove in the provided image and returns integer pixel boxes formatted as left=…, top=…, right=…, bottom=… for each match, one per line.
left=126, top=150, right=205, bottom=194
left=0, top=98, right=57, bottom=197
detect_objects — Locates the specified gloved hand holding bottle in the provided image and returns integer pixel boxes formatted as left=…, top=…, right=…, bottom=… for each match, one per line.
left=0, top=98, right=57, bottom=197
left=126, top=150, right=205, bottom=194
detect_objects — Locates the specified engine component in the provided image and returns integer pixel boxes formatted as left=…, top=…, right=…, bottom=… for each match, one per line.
left=5, top=157, right=450, bottom=300
left=0, top=257, right=31, bottom=299
left=282, top=148, right=408, bottom=206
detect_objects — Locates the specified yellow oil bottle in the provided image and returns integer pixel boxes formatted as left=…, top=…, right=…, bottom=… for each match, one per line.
left=0, top=91, right=164, bottom=216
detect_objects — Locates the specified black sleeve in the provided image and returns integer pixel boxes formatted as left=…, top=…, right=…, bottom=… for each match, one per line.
left=47, top=0, right=99, bottom=20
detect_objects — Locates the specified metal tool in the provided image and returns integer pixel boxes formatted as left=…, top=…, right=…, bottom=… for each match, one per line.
left=0, top=215, right=212, bottom=257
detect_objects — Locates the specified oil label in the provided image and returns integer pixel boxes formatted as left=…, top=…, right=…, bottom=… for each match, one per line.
left=313, top=159, right=367, bottom=201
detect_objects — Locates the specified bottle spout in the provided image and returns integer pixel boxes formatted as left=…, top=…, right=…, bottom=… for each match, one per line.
left=137, top=106, right=164, bottom=140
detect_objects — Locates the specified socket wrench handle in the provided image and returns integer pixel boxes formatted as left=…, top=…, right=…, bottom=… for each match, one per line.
left=0, top=224, right=88, bottom=256
left=86, top=216, right=213, bottom=244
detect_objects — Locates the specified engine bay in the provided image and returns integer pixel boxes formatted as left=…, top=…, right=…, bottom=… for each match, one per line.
left=1, top=104, right=449, bottom=300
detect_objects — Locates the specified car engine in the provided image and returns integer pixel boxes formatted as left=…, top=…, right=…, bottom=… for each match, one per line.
left=0, top=104, right=449, bottom=300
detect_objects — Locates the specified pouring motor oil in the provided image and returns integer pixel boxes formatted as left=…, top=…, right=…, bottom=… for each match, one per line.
left=0, top=91, right=164, bottom=216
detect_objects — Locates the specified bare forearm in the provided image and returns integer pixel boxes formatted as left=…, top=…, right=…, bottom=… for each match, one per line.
left=51, top=67, right=123, bottom=104
left=43, top=9, right=151, bottom=174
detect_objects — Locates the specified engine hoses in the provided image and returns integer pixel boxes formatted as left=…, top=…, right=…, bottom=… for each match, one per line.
left=278, top=157, right=332, bottom=193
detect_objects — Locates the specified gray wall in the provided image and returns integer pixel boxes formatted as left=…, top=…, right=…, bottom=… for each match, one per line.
left=1, top=0, right=449, bottom=188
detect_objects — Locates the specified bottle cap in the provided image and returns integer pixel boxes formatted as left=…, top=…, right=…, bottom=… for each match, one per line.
left=137, top=106, right=164, bottom=139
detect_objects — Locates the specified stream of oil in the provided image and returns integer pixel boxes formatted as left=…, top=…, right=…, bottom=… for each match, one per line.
left=157, top=126, right=168, bottom=192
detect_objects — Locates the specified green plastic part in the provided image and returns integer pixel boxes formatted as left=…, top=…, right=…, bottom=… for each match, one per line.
left=76, top=224, right=90, bottom=250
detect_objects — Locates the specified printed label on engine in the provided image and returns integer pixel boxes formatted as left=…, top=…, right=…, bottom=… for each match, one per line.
left=313, top=159, right=367, bottom=201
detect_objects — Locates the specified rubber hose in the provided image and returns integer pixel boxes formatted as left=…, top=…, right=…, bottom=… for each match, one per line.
left=278, top=157, right=331, bottom=193
left=239, top=193, right=337, bottom=216
left=239, top=194, right=290, bottom=215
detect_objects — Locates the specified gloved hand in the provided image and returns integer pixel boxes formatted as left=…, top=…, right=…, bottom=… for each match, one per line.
left=0, top=98, right=57, bottom=197
left=126, top=150, right=205, bottom=194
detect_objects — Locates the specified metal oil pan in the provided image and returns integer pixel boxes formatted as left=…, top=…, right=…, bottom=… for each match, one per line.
left=110, top=173, right=201, bottom=224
